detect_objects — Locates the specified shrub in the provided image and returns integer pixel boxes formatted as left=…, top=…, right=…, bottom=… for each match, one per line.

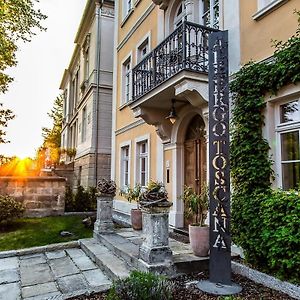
left=106, top=271, right=174, bottom=300
left=65, top=186, right=97, bottom=212
left=0, top=195, right=24, bottom=225
left=260, top=189, right=300, bottom=283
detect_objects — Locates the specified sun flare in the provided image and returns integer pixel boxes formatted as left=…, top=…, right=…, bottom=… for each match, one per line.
left=0, top=157, right=38, bottom=177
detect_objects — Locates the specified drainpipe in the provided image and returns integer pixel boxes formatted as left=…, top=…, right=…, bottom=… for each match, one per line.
left=95, top=0, right=102, bottom=186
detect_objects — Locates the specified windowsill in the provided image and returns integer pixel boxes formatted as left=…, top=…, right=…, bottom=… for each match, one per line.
left=134, top=0, right=142, bottom=8
left=253, top=0, right=289, bottom=20
left=121, top=9, right=134, bottom=28
left=119, top=100, right=133, bottom=110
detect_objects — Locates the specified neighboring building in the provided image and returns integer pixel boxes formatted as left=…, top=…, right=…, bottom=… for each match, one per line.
left=111, top=0, right=240, bottom=228
left=239, top=0, right=300, bottom=190
left=60, top=0, right=114, bottom=188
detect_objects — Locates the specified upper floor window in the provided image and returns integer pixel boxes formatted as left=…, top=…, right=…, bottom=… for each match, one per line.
left=63, top=89, right=68, bottom=118
left=137, top=37, right=149, bottom=63
left=123, top=0, right=132, bottom=18
left=122, top=57, right=131, bottom=104
left=173, top=2, right=186, bottom=28
left=81, top=106, right=87, bottom=143
left=278, top=99, right=300, bottom=190
left=202, top=0, right=219, bottom=29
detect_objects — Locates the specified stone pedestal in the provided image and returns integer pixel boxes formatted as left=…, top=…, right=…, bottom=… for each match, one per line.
left=93, top=194, right=114, bottom=235
left=139, top=207, right=173, bottom=270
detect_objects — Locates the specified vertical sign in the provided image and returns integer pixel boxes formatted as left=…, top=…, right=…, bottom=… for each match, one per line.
left=208, top=30, right=231, bottom=284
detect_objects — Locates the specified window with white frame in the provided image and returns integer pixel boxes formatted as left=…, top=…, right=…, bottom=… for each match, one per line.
left=123, top=0, right=132, bottom=18
left=121, top=145, right=130, bottom=188
left=201, top=0, right=219, bottom=29
left=122, top=58, right=131, bottom=104
left=137, top=38, right=149, bottom=63
left=81, top=106, right=87, bottom=143
left=278, top=99, right=300, bottom=190
left=173, top=1, right=186, bottom=29
left=136, top=140, right=148, bottom=187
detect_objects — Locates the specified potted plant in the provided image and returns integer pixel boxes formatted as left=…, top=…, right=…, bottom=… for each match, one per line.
left=120, top=184, right=143, bottom=230
left=182, top=185, right=209, bottom=256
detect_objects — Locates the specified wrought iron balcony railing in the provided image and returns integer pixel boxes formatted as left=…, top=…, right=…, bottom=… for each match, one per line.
left=132, top=21, right=218, bottom=101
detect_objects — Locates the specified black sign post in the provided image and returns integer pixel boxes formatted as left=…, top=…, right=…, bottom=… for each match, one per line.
left=197, top=30, right=242, bottom=295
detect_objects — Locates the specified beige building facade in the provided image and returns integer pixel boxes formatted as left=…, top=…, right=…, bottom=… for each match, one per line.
left=239, top=0, right=300, bottom=190
left=60, top=0, right=114, bottom=188
left=111, top=0, right=241, bottom=228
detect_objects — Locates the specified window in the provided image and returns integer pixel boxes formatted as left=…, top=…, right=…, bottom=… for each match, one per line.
left=123, top=0, right=132, bottom=18
left=201, top=0, right=219, bottom=29
left=121, top=145, right=130, bottom=188
left=137, top=38, right=149, bottom=63
left=173, top=2, right=186, bottom=28
left=122, top=58, right=131, bottom=104
left=84, top=48, right=90, bottom=81
left=81, top=106, right=87, bottom=142
left=278, top=100, right=300, bottom=190
left=63, top=89, right=68, bottom=117
left=137, top=140, right=148, bottom=186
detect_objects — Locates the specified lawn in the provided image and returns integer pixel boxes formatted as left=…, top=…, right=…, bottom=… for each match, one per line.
left=0, top=215, right=93, bottom=251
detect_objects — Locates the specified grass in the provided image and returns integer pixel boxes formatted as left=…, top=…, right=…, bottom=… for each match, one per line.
left=0, top=215, right=93, bottom=251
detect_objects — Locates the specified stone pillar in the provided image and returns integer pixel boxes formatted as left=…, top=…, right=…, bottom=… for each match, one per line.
left=94, top=194, right=114, bottom=235
left=139, top=207, right=173, bottom=269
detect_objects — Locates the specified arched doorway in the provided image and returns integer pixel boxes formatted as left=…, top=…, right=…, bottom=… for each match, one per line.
left=184, top=114, right=207, bottom=226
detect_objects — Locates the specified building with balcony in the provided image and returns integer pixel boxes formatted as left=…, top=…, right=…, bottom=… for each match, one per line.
left=111, top=0, right=240, bottom=228
left=60, top=0, right=114, bottom=188
left=111, top=0, right=300, bottom=228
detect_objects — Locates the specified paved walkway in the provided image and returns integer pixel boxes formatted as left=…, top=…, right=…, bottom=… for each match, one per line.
left=0, top=248, right=111, bottom=300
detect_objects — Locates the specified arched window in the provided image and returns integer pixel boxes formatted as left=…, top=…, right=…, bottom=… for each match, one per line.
left=173, top=1, right=186, bottom=29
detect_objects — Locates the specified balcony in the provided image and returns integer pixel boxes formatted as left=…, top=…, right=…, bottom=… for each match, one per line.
left=132, top=21, right=218, bottom=102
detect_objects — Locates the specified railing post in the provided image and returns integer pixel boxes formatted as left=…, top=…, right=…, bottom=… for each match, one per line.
left=153, top=50, right=157, bottom=87
left=182, top=20, right=186, bottom=69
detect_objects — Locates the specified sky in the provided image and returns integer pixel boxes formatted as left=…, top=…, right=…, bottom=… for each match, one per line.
left=0, top=0, right=87, bottom=158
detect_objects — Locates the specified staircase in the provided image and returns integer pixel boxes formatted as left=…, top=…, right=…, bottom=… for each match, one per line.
left=79, top=228, right=209, bottom=282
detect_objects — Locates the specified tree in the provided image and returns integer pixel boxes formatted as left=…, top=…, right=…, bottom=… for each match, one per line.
left=0, top=0, right=46, bottom=144
left=0, top=0, right=47, bottom=93
left=0, top=103, right=14, bottom=144
left=40, top=94, right=63, bottom=166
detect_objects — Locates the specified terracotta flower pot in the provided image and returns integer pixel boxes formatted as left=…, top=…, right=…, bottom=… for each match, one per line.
left=131, top=208, right=142, bottom=230
left=189, top=224, right=209, bottom=257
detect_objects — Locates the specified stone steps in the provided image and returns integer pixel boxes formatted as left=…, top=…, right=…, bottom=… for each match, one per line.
left=79, top=238, right=133, bottom=281
left=82, top=229, right=209, bottom=278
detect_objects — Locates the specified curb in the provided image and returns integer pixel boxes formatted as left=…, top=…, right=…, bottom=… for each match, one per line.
left=0, top=241, right=79, bottom=259
left=232, top=261, right=300, bottom=299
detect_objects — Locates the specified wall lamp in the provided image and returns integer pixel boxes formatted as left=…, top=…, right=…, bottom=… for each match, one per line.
left=165, top=99, right=178, bottom=124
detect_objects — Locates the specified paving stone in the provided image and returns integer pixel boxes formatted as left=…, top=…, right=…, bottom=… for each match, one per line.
left=22, top=282, right=59, bottom=298
left=83, top=269, right=111, bottom=287
left=66, top=248, right=86, bottom=258
left=0, top=257, right=18, bottom=271
left=56, top=273, right=89, bottom=294
left=49, top=256, right=79, bottom=278
left=71, top=255, right=97, bottom=271
left=24, top=291, right=62, bottom=300
left=19, top=254, right=46, bottom=266
left=0, top=282, right=21, bottom=300
left=45, top=250, right=66, bottom=260
left=20, top=263, right=53, bottom=286
left=19, top=253, right=44, bottom=260
left=0, top=268, right=19, bottom=284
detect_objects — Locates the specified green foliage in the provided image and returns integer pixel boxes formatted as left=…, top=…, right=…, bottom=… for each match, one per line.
left=106, top=271, right=174, bottom=300
left=181, top=185, right=208, bottom=226
left=0, top=0, right=46, bottom=93
left=120, top=184, right=142, bottom=204
left=0, top=195, right=24, bottom=225
left=65, top=186, right=97, bottom=212
left=0, top=102, right=15, bottom=144
left=0, top=215, right=92, bottom=251
left=260, top=190, right=300, bottom=283
left=230, top=10, right=300, bottom=282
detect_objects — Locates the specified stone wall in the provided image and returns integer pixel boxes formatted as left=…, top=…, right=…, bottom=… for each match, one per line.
left=0, top=176, right=66, bottom=217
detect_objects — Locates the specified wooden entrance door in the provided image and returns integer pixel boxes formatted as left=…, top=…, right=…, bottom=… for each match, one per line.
left=183, top=115, right=206, bottom=227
